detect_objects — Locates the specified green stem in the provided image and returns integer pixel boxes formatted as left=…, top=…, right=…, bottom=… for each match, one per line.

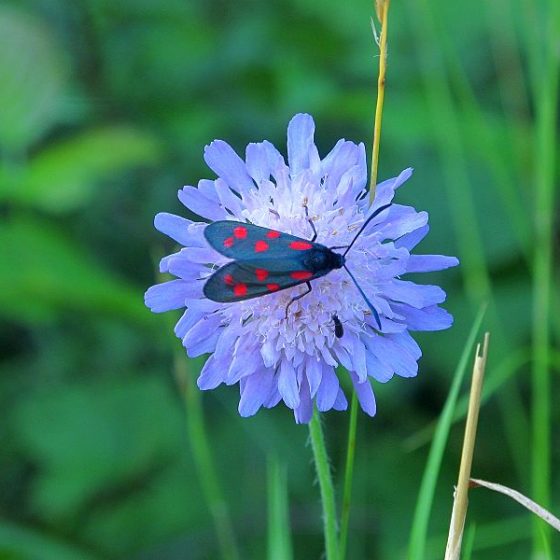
left=529, top=1, right=559, bottom=551
left=309, top=410, right=339, bottom=560
left=339, top=392, right=358, bottom=560
left=369, top=0, right=390, bottom=202
left=267, top=456, right=293, bottom=560
left=174, top=354, right=240, bottom=560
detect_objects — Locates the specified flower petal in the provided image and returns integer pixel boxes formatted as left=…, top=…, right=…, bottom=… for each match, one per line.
left=227, top=334, right=261, bottom=383
left=238, top=369, right=275, bottom=417
left=166, top=257, right=205, bottom=281
left=389, top=331, right=422, bottom=360
left=333, top=389, right=348, bottom=411
left=321, top=140, right=362, bottom=191
left=174, top=300, right=221, bottom=339
left=154, top=213, right=195, bottom=245
left=278, top=359, right=300, bottom=409
left=246, top=140, right=290, bottom=187
left=305, top=355, right=322, bottom=397
left=365, top=348, right=394, bottom=383
left=214, top=178, right=244, bottom=217
left=287, top=113, right=320, bottom=176
left=350, top=372, right=377, bottom=416
left=182, top=247, right=223, bottom=264
left=370, top=167, right=413, bottom=211
left=213, top=326, right=240, bottom=364
left=178, top=185, right=227, bottom=221
left=182, top=314, right=222, bottom=350
left=406, top=254, right=459, bottom=273
left=294, top=378, right=313, bottom=424
left=383, top=280, right=446, bottom=308
left=204, top=140, right=254, bottom=195
left=392, top=303, right=454, bottom=331
left=367, top=335, right=419, bottom=378
left=245, top=142, right=271, bottom=184
left=395, top=224, right=429, bottom=250
left=261, top=338, right=280, bottom=368
left=188, top=328, right=221, bottom=358
left=316, top=365, right=339, bottom=411
left=264, top=388, right=282, bottom=409
left=350, top=336, right=368, bottom=382
left=197, top=355, right=224, bottom=390
left=144, top=280, right=200, bottom=313
left=375, top=208, right=428, bottom=240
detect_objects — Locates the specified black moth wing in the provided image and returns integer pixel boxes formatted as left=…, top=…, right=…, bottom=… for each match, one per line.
left=204, top=220, right=317, bottom=260
left=203, top=258, right=319, bottom=303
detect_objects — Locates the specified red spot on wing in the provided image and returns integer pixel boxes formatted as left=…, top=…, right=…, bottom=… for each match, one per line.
left=266, top=230, right=281, bottom=239
left=255, top=240, right=269, bottom=253
left=289, top=241, right=313, bottom=250
left=224, top=274, right=234, bottom=286
left=291, top=271, right=313, bottom=280
left=233, top=226, right=247, bottom=239
left=224, top=236, right=234, bottom=248
left=255, top=268, right=269, bottom=281
left=267, top=283, right=280, bottom=292
left=234, top=283, right=247, bottom=297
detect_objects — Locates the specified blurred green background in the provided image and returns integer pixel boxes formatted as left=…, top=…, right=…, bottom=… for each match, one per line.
left=1, top=0, right=558, bottom=559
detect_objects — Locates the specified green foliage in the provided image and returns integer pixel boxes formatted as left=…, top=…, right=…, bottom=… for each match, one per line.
left=0, top=6, right=65, bottom=153
left=0, top=520, right=100, bottom=560
left=15, top=376, right=183, bottom=518
left=0, top=127, right=162, bottom=212
left=0, top=218, right=148, bottom=324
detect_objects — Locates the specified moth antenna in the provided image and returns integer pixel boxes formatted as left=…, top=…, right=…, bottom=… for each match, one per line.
left=343, top=265, right=382, bottom=330
left=342, top=203, right=391, bottom=257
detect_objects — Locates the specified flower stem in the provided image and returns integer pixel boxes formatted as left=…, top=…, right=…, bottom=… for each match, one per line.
left=369, top=0, right=390, bottom=202
left=339, top=392, right=358, bottom=560
left=309, top=410, right=339, bottom=560
left=339, top=5, right=391, bottom=556
left=444, top=333, right=490, bottom=559
left=267, top=456, right=294, bottom=560
left=527, top=0, right=559, bottom=551
left=174, top=354, right=240, bottom=560
left=408, top=306, right=486, bottom=560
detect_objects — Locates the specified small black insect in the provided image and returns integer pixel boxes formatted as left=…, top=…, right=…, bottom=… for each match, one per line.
left=332, top=314, right=344, bottom=338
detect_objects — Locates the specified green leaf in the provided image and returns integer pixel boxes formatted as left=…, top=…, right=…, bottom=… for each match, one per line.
left=0, top=217, right=149, bottom=324
left=0, top=7, right=66, bottom=152
left=1, top=127, right=162, bottom=213
left=0, top=520, right=100, bottom=560
left=14, top=376, right=184, bottom=519
left=81, top=462, right=199, bottom=557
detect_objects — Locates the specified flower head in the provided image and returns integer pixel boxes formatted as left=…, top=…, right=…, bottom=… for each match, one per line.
left=145, top=114, right=458, bottom=423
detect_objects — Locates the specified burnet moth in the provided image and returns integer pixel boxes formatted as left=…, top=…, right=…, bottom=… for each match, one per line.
left=203, top=202, right=391, bottom=330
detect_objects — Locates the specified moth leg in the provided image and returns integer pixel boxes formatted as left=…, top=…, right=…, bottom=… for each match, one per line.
left=303, top=204, right=318, bottom=242
left=284, top=281, right=312, bottom=319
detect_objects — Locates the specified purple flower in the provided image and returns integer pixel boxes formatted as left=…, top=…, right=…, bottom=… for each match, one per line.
left=145, top=114, right=458, bottom=423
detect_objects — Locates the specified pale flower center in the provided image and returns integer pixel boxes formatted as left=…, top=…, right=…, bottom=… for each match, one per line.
left=218, top=177, right=372, bottom=367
